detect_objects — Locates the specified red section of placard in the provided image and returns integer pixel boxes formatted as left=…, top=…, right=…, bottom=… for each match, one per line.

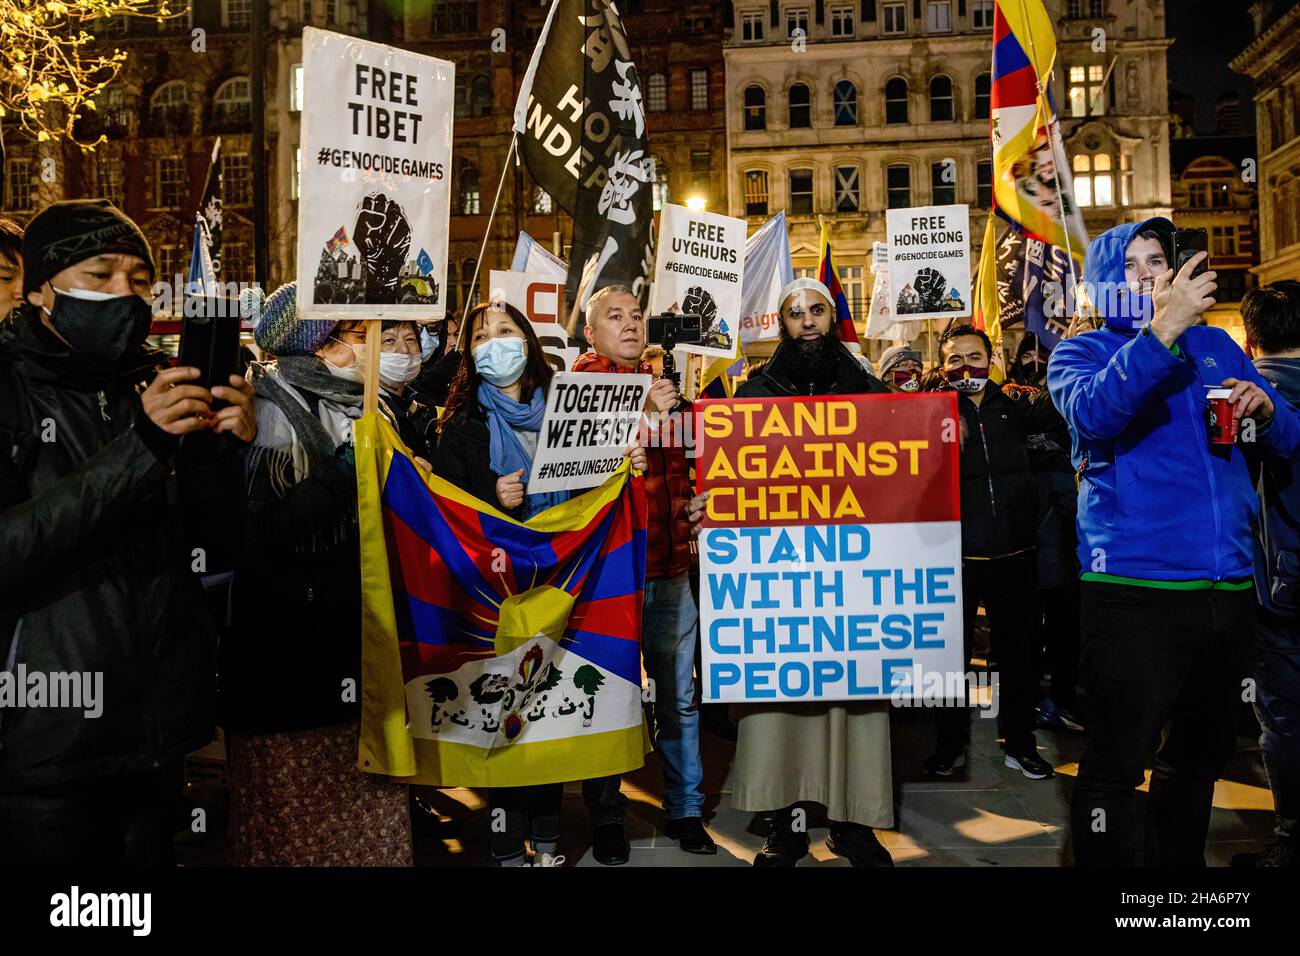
left=693, top=392, right=961, bottom=528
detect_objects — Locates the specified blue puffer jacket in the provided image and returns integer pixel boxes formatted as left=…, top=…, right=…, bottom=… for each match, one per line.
left=1252, top=358, right=1300, bottom=615
left=1048, top=219, right=1300, bottom=582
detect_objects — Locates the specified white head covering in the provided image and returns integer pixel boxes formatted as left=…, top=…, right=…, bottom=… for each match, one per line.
left=778, top=277, right=834, bottom=311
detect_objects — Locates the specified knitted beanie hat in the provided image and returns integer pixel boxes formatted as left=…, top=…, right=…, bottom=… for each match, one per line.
left=246, top=282, right=338, bottom=355
left=878, top=344, right=923, bottom=378
left=22, top=199, right=153, bottom=296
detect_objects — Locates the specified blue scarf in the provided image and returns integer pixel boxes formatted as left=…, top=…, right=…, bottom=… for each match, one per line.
left=477, top=381, right=569, bottom=519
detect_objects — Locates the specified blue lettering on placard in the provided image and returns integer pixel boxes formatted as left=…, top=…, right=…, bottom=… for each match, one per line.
left=880, top=613, right=914, bottom=649
left=752, top=571, right=780, bottom=609
left=812, top=616, right=845, bottom=652
left=847, top=659, right=880, bottom=695
left=711, top=663, right=741, bottom=691
left=771, top=530, right=799, bottom=563
left=777, top=617, right=811, bottom=652
left=746, top=662, right=776, bottom=698
left=708, top=572, right=746, bottom=610
left=783, top=570, right=810, bottom=608
left=708, top=618, right=739, bottom=654
left=813, top=660, right=843, bottom=695
left=813, top=570, right=844, bottom=606
left=926, top=567, right=957, bottom=603
left=705, top=529, right=737, bottom=564
left=881, top=658, right=914, bottom=692
left=847, top=614, right=880, bottom=650
left=914, top=612, right=946, bottom=648
left=744, top=617, right=778, bottom=653
left=778, top=662, right=810, bottom=697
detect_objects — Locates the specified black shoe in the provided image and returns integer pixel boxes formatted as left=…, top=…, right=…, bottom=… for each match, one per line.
left=923, top=750, right=966, bottom=776
left=827, top=824, right=895, bottom=867
left=753, top=827, right=809, bottom=867
left=665, top=816, right=717, bottom=855
left=1232, top=834, right=1296, bottom=868
left=1004, top=749, right=1055, bottom=779
left=591, top=823, right=630, bottom=866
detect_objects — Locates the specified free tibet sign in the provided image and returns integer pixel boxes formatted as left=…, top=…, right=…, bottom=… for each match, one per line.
left=694, top=394, right=965, bottom=703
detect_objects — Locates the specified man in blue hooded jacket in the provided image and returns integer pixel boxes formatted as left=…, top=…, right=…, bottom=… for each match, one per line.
left=1048, top=217, right=1300, bottom=867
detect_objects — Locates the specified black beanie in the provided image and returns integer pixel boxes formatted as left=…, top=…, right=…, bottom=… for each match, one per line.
left=22, top=199, right=154, bottom=296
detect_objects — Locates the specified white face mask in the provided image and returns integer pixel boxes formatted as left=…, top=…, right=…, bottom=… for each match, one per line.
left=380, top=351, right=422, bottom=391
left=323, top=342, right=366, bottom=383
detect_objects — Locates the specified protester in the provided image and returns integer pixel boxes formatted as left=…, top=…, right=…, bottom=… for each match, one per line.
left=1005, top=334, right=1085, bottom=733
left=0, top=218, right=22, bottom=321
left=0, top=199, right=255, bottom=866
left=217, top=282, right=417, bottom=867
left=377, top=320, right=439, bottom=445
left=1238, top=280, right=1300, bottom=868
left=921, top=324, right=1057, bottom=781
left=1049, top=217, right=1300, bottom=866
left=878, top=344, right=923, bottom=393
left=689, top=277, right=896, bottom=868
left=431, top=299, right=646, bottom=867
left=572, top=285, right=715, bottom=861
left=412, top=310, right=463, bottom=409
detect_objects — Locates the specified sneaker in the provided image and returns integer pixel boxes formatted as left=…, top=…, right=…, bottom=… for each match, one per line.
left=827, top=824, right=894, bottom=867
left=753, top=827, right=810, bottom=867
left=1004, top=749, right=1055, bottom=779
left=923, top=750, right=967, bottom=777
left=1232, top=834, right=1296, bottom=868
left=1037, top=698, right=1086, bottom=733
left=527, top=853, right=567, bottom=867
left=665, top=816, right=717, bottom=855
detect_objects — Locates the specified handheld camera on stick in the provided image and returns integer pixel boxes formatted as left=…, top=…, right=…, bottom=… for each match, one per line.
left=646, top=313, right=703, bottom=388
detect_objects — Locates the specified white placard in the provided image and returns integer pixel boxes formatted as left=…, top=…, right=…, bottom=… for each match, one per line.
left=648, top=203, right=746, bottom=359
left=885, top=204, right=971, bottom=322
left=488, top=270, right=583, bottom=373
left=296, top=27, right=454, bottom=320
left=527, top=372, right=652, bottom=494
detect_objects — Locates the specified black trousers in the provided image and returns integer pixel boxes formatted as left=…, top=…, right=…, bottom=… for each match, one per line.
left=488, top=784, right=563, bottom=861
left=581, top=774, right=628, bottom=827
left=1041, top=582, right=1082, bottom=709
left=936, top=553, right=1040, bottom=756
left=0, top=762, right=183, bottom=867
left=1071, top=582, right=1255, bottom=867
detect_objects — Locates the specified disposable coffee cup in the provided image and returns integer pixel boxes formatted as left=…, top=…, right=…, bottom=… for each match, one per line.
left=1206, top=387, right=1238, bottom=445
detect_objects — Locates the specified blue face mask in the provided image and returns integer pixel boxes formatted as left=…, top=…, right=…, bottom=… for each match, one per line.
left=474, top=336, right=527, bottom=387
left=419, top=326, right=440, bottom=362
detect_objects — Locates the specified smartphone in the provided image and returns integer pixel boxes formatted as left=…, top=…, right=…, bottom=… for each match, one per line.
left=179, top=294, right=242, bottom=407
left=1172, top=228, right=1209, bottom=279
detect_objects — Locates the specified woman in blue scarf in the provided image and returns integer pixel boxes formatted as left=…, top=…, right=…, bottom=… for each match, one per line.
left=432, top=300, right=644, bottom=866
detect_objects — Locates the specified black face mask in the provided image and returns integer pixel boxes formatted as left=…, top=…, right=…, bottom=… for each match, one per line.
left=46, top=290, right=153, bottom=364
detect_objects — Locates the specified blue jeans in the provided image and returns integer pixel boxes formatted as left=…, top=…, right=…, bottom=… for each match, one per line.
left=1255, top=608, right=1300, bottom=839
left=642, top=573, right=704, bottom=819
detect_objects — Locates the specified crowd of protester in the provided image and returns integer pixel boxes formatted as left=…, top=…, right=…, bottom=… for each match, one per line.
left=0, top=201, right=1297, bottom=870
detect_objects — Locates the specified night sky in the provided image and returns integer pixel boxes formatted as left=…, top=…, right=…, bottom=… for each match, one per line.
left=1166, top=0, right=1260, bottom=135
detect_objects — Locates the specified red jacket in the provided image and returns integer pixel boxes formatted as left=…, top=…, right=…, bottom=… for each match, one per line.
left=571, top=351, right=693, bottom=580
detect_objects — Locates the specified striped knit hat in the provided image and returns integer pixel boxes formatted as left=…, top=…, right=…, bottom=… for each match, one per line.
left=246, top=282, right=337, bottom=356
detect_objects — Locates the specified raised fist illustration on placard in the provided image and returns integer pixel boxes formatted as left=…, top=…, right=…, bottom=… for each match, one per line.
left=352, top=192, right=412, bottom=304
left=683, top=285, right=732, bottom=350
left=913, top=267, right=947, bottom=312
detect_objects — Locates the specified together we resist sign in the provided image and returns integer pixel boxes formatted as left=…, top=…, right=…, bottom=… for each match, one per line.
left=694, top=394, right=966, bottom=703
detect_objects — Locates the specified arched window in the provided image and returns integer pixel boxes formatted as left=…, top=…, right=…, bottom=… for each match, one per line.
left=974, top=73, right=991, bottom=120
left=929, top=75, right=954, bottom=122
left=647, top=72, right=668, bottom=112
left=470, top=75, right=492, bottom=116
left=833, top=80, right=857, bottom=126
left=213, top=76, right=251, bottom=130
left=884, top=77, right=908, bottom=125
left=149, top=80, right=190, bottom=134
left=788, top=83, right=810, bottom=129
left=744, top=85, right=766, bottom=131
left=458, top=162, right=481, bottom=215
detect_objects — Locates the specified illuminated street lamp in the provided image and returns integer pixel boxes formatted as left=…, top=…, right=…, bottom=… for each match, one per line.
left=685, top=195, right=707, bottom=211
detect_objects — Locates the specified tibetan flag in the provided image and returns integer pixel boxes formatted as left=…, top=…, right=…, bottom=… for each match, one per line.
left=356, top=415, right=649, bottom=787
left=817, top=220, right=860, bottom=348
left=989, top=0, right=1087, bottom=263
left=326, top=226, right=348, bottom=254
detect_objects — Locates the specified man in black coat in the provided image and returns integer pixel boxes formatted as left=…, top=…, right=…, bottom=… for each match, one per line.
left=924, top=324, right=1056, bottom=781
left=0, top=200, right=256, bottom=866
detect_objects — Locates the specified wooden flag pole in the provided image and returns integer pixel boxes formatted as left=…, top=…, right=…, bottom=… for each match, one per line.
left=363, top=321, right=382, bottom=417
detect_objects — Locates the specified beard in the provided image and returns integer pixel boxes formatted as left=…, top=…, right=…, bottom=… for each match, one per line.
left=784, top=332, right=841, bottom=382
